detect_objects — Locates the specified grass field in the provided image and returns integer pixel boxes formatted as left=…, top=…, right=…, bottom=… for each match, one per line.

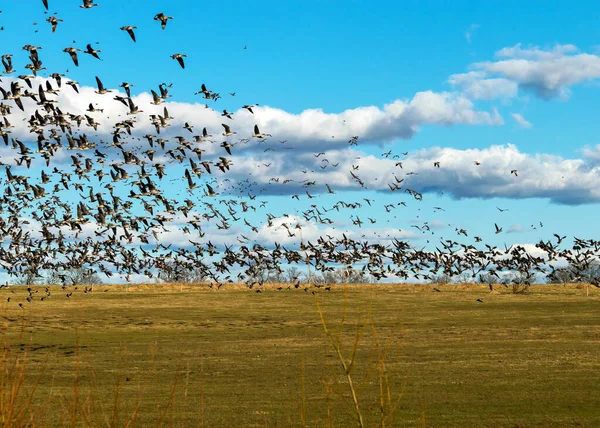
left=0, top=283, right=599, bottom=427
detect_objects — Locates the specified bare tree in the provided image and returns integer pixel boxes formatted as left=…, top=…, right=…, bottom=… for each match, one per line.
left=452, top=271, right=472, bottom=284
left=47, top=268, right=103, bottom=285
left=547, top=261, right=600, bottom=284
left=429, top=273, right=451, bottom=285
left=478, top=272, right=498, bottom=285
left=316, top=267, right=371, bottom=284
left=321, top=270, right=339, bottom=284
left=507, top=271, right=537, bottom=285
left=344, top=267, right=371, bottom=284
left=245, top=259, right=269, bottom=283
left=156, top=261, right=207, bottom=283
left=546, top=268, right=574, bottom=284
left=285, top=266, right=301, bottom=283
left=504, top=271, right=537, bottom=294
left=11, top=268, right=45, bottom=286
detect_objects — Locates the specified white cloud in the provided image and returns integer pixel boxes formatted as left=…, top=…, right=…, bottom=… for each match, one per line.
left=1, top=77, right=503, bottom=152
left=473, top=44, right=600, bottom=99
left=4, top=75, right=600, bottom=210
left=226, top=144, right=600, bottom=205
left=448, top=71, right=519, bottom=100
left=465, top=24, right=480, bottom=43
left=448, top=44, right=600, bottom=101
left=507, top=224, right=528, bottom=233
left=510, top=113, right=532, bottom=128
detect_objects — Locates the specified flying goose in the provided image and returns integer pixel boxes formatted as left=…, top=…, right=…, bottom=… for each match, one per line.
left=63, top=47, right=81, bottom=66
left=154, top=12, right=173, bottom=30
left=126, top=98, right=142, bottom=115
left=84, top=43, right=101, bottom=60
left=252, top=124, right=271, bottom=138
left=119, top=82, right=133, bottom=97
left=87, top=102, right=103, bottom=112
left=205, top=183, right=217, bottom=196
left=170, top=53, right=186, bottom=69
left=185, top=169, right=196, bottom=190
left=221, top=123, right=236, bottom=136
left=94, top=76, right=111, bottom=94
left=195, top=83, right=210, bottom=97
left=220, top=141, right=233, bottom=155
left=46, top=16, right=63, bottom=33
left=158, top=83, right=171, bottom=98
left=150, top=90, right=163, bottom=105
left=18, top=74, right=34, bottom=88
left=120, top=26, right=137, bottom=42
left=80, top=0, right=99, bottom=8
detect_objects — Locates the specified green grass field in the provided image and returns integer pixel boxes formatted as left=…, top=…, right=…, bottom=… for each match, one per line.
left=1, top=283, right=599, bottom=427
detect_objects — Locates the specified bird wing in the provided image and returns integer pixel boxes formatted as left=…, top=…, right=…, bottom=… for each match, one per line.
left=95, top=76, right=104, bottom=91
left=14, top=97, right=24, bottom=110
left=38, top=84, right=47, bottom=101
left=70, top=50, right=79, bottom=66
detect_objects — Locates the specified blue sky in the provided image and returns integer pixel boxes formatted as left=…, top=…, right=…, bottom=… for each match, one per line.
left=1, top=0, right=600, bottom=282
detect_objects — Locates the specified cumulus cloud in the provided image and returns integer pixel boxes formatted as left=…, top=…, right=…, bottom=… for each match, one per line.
left=448, top=44, right=600, bottom=100
left=4, top=74, right=600, bottom=208
left=474, top=44, right=600, bottom=99
left=386, top=144, right=600, bottom=204
left=447, top=71, right=518, bottom=100
left=226, top=144, right=600, bottom=205
left=1, top=77, right=503, bottom=153
left=579, top=144, right=600, bottom=167
left=2, top=66, right=598, bottom=230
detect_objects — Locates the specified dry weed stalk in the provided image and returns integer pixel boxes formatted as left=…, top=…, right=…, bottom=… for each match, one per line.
left=314, top=287, right=366, bottom=427
left=314, top=286, right=407, bottom=427
left=371, top=320, right=407, bottom=427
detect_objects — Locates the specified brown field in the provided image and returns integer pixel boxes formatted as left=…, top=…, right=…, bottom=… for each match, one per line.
left=0, top=282, right=598, bottom=427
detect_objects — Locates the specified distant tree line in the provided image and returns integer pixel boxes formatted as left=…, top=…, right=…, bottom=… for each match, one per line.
left=10, top=260, right=599, bottom=288
left=12, top=267, right=103, bottom=286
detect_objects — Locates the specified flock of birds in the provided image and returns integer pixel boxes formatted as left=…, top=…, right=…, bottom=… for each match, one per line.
left=0, top=1, right=598, bottom=306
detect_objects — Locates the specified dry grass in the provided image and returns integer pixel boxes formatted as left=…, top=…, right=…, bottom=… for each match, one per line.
left=0, top=282, right=597, bottom=426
